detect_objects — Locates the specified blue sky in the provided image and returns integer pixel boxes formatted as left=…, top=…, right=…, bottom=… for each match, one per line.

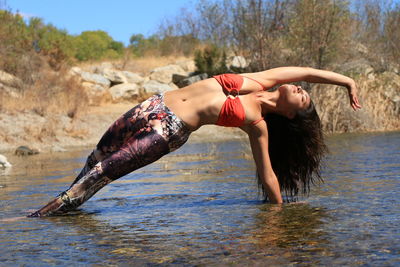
left=4, top=0, right=194, bottom=44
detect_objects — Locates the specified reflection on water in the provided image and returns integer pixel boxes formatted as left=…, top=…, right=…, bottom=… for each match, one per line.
left=1, top=132, right=399, bottom=266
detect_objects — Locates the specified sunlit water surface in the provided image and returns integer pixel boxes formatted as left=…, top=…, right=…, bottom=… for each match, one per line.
left=0, top=132, right=399, bottom=266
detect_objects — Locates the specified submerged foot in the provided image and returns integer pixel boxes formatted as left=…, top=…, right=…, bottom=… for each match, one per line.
left=27, top=192, right=72, bottom=217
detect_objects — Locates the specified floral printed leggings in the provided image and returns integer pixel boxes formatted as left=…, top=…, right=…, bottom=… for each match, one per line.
left=29, top=94, right=191, bottom=217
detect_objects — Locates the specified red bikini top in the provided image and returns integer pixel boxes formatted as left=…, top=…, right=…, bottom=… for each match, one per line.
left=213, top=73, right=266, bottom=127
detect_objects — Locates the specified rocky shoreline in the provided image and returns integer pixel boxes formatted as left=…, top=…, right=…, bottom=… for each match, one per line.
left=0, top=57, right=248, bottom=158
left=0, top=102, right=246, bottom=154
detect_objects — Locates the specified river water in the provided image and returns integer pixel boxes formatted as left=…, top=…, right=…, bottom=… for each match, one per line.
left=0, top=132, right=399, bottom=266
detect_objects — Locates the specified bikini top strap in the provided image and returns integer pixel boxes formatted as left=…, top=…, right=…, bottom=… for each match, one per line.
left=251, top=117, right=264, bottom=125
left=242, top=76, right=267, bottom=90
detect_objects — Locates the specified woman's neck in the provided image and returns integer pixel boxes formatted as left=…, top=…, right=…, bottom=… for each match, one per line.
left=257, top=90, right=285, bottom=116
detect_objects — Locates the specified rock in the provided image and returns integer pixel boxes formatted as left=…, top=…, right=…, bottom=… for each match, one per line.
left=172, top=74, right=188, bottom=85
left=0, top=83, right=21, bottom=98
left=81, top=82, right=108, bottom=93
left=387, top=63, right=399, bottom=74
left=355, top=43, right=368, bottom=55
left=15, top=146, right=39, bottom=156
left=69, top=67, right=82, bottom=76
left=168, top=82, right=179, bottom=90
left=98, top=69, right=127, bottom=85
left=51, top=145, right=66, bottom=152
left=380, top=72, right=400, bottom=113
left=81, top=82, right=111, bottom=105
left=0, top=70, right=23, bottom=88
left=229, top=56, right=248, bottom=69
left=109, top=83, right=140, bottom=101
left=340, top=59, right=373, bottom=75
left=176, top=73, right=208, bottom=88
left=176, top=60, right=196, bottom=72
left=143, top=76, right=150, bottom=83
left=150, top=65, right=187, bottom=84
left=0, top=154, right=12, bottom=169
left=142, top=80, right=174, bottom=94
left=80, top=71, right=111, bottom=87
left=381, top=72, right=400, bottom=87
left=364, top=67, right=375, bottom=76
left=122, top=71, right=145, bottom=84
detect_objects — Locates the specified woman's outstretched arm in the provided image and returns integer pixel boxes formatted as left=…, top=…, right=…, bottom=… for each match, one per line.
left=251, top=67, right=362, bottom=110
left=242, top=122, right=283, bottom=204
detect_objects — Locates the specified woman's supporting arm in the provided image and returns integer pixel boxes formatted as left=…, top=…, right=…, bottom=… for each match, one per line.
left=243, top=122, right=283, bottom=204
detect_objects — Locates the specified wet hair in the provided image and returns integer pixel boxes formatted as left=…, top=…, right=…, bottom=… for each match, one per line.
left=258, top=100, right=327, bottom=202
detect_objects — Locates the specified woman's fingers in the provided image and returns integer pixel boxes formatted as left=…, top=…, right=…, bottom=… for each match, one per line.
left=348, top=84, right=361, bottom=110
left=352, top=95, right=361, bottom=110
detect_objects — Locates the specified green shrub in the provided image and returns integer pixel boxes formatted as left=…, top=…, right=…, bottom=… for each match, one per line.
left=194, top=45, right=228, bottom=76
left=73, top=30, right=124, bottom=61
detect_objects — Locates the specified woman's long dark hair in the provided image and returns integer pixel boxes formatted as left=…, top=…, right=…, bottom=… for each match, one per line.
left=259, top=101, right=327, bottom=201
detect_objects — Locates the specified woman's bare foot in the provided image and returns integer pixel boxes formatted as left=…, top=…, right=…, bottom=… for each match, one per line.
left=27, top=196, right=66, bottom=217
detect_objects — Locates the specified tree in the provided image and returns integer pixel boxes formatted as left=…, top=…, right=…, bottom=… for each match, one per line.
left=383, top=4, right=400, bottom=67
left=231, top=0, right=290, bottom=70
left=74, top=30, right=124, bottom=61
left=287, top=0, right=352, bottom=68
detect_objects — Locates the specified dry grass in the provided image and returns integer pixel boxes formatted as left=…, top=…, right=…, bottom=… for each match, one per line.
left=23, top=118, right=57, bottom=142
left=0, top=67, right=88, bottom=118
left=64, top=126, right=89, bottom=139
left=311, top=72, right=400, bottom=133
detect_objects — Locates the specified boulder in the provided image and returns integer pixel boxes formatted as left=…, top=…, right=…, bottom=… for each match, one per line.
left=122, top=71, right=145, bottom=84
left=387, top=63, right=400, bottom=75
left=172, top=74, right=188, bottom=85
left=168, top=82, right=179, bottom=90
left=142, top=80, right=174, bottom=94
left=381, top=72, right=400, bottom=87
left=176, top=60, right=196, bottom=72
left=109, top=83, right=140, bottom=101
left=15, top=146, right=39, bottom=156
left=69, top=67, right=82, bottom=76
left=0, top=83, right=21, bottom=98
left=81, top=82, right=108, bottom=93
left=150, top=65, right=187, bottom=84
left=176, top=73, right=208, bottom=88
left=380, top=72, right=400, bottom=112
left=355, top=43, right=369, bottom=55
left=339, top=59, right=373, bottom=76
left=81, top=82, right=110, bottom=105
left=0, top=70, right=23, bottom=88
left=0, top=154, right=12, bottom=169
left=97, top=68, right=127, bottom=85
left=229, top=56, right=248, bottom=69
left=80, top=71, right=111, bottom=87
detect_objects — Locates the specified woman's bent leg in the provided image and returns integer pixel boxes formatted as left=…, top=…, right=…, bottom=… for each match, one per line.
left=28, top=129, right=171, bottom=217
left=70, top=150, right=99, bottom=187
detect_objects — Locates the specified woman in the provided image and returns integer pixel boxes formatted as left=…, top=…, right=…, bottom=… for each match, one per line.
left=28, top=66, right=361, bottom=217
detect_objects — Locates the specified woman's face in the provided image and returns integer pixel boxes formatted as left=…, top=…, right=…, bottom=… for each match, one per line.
left=278, top=84, right=311, bottom=118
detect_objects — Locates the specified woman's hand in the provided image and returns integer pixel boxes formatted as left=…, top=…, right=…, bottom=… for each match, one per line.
left=347, top=81, right=362, bottom=111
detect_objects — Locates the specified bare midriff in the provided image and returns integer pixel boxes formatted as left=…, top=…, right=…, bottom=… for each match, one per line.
left=164, top=77, right=265, bottom=131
